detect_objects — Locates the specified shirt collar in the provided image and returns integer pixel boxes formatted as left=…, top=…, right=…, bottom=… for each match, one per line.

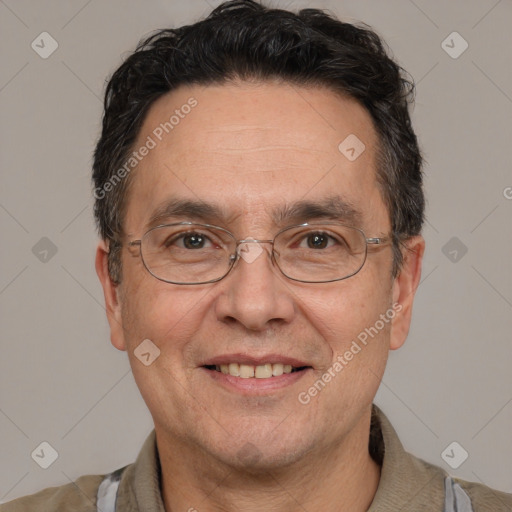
left=116, top=404, right=447, bottom=511
left=368, top=404, right=446, bottom=511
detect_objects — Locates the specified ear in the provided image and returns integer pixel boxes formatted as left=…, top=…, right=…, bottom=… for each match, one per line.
left=95, top=240, right=127, bottom=351
left=389, top=235, right=425, bottom=351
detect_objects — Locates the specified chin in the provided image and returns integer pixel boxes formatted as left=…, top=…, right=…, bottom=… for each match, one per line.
left=209, top=431, right=313, bottom=474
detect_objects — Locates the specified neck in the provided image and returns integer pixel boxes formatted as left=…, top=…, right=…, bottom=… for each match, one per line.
left=157, top=408, right=381, bottom=512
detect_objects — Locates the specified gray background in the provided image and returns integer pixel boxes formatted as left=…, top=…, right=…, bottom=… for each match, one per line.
left=1, top=0, right=511, bottom=503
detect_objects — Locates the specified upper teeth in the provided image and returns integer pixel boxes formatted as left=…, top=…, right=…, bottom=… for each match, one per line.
left=216, top=363, right=294, bottom=378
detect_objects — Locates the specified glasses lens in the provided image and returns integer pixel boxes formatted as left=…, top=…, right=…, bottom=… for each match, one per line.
left=141, top=224, right=235, bottom=284
left=274, top=224, right=367, bottom=282
left=138, top=222, right=369, bottom=285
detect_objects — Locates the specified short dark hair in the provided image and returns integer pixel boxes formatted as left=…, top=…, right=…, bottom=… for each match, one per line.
left=93, top=0, right=424, bottom=283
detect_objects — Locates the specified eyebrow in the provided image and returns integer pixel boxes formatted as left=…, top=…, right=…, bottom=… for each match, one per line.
left=145, top=195, right=363, bottom=230
left=274, top=196, right=362, bottom=226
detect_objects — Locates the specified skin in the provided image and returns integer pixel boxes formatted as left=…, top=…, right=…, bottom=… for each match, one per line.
left=96, top=80, right=424, bottom=512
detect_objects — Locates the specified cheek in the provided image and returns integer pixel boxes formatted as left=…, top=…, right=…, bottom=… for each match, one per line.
left=119, top=270, right=210, bottom=355
left=299, top=276, right=394, bottom=412
left=303, top=272, right=392, bottom=351
left=118, top=281, right=212, bottom=426
left=306, top=284, right=394, bottom=415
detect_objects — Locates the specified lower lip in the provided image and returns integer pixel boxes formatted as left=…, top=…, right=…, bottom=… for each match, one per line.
left=201, top=367, right=310, bottom=394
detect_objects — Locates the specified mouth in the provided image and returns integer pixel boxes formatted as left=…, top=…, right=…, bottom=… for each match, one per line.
left=200, top=354, right=313, bottom=393
left=203, top=363, right=311, bottom=378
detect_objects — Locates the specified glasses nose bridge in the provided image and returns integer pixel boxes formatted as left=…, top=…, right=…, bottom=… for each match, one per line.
left=232, top=237, right=276, bottom=266
left=235, top=237, right=274, bottom=254
left=236, top=237, right=274, bottom=246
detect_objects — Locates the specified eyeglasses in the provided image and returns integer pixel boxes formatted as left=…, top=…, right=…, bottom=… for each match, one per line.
left=127, top=222, right=390, bottom=285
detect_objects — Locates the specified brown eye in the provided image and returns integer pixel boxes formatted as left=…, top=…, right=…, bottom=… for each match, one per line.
left=164, top=232, right=213, bottom=250
left=306, top=233, right=329, bottom=249
left=182, top=233, right=206, bottom=249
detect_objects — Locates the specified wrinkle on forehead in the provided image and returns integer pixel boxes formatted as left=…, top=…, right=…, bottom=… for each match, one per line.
left=125, top=81, right=387, bottom=236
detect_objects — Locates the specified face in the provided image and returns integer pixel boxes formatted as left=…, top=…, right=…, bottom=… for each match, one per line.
left=97, top=81, right=423, bottom=471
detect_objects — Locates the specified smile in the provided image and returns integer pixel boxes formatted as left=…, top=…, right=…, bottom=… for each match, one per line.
left=204, top=363, right=309, bottom=378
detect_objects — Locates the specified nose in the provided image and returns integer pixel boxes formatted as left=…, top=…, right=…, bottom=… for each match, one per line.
left=214, top=240, right=295, bottom=331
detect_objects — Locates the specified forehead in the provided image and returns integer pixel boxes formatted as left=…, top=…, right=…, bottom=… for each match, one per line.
left=124, top=81, right=386, bottom=234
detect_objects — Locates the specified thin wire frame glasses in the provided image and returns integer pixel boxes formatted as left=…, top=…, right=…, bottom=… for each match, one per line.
left=127, top=221, right=390, bottom=285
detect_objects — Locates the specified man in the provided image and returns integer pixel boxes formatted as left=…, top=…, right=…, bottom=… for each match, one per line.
left=3, top=1, right=510, bottom=511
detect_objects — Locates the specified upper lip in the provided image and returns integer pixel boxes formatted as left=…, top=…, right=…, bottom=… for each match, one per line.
left=200, top=353, right=311, bottom=368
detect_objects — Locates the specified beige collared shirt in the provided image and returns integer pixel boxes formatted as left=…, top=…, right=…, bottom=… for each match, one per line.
left=3, top=405, right=511, bottom=511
